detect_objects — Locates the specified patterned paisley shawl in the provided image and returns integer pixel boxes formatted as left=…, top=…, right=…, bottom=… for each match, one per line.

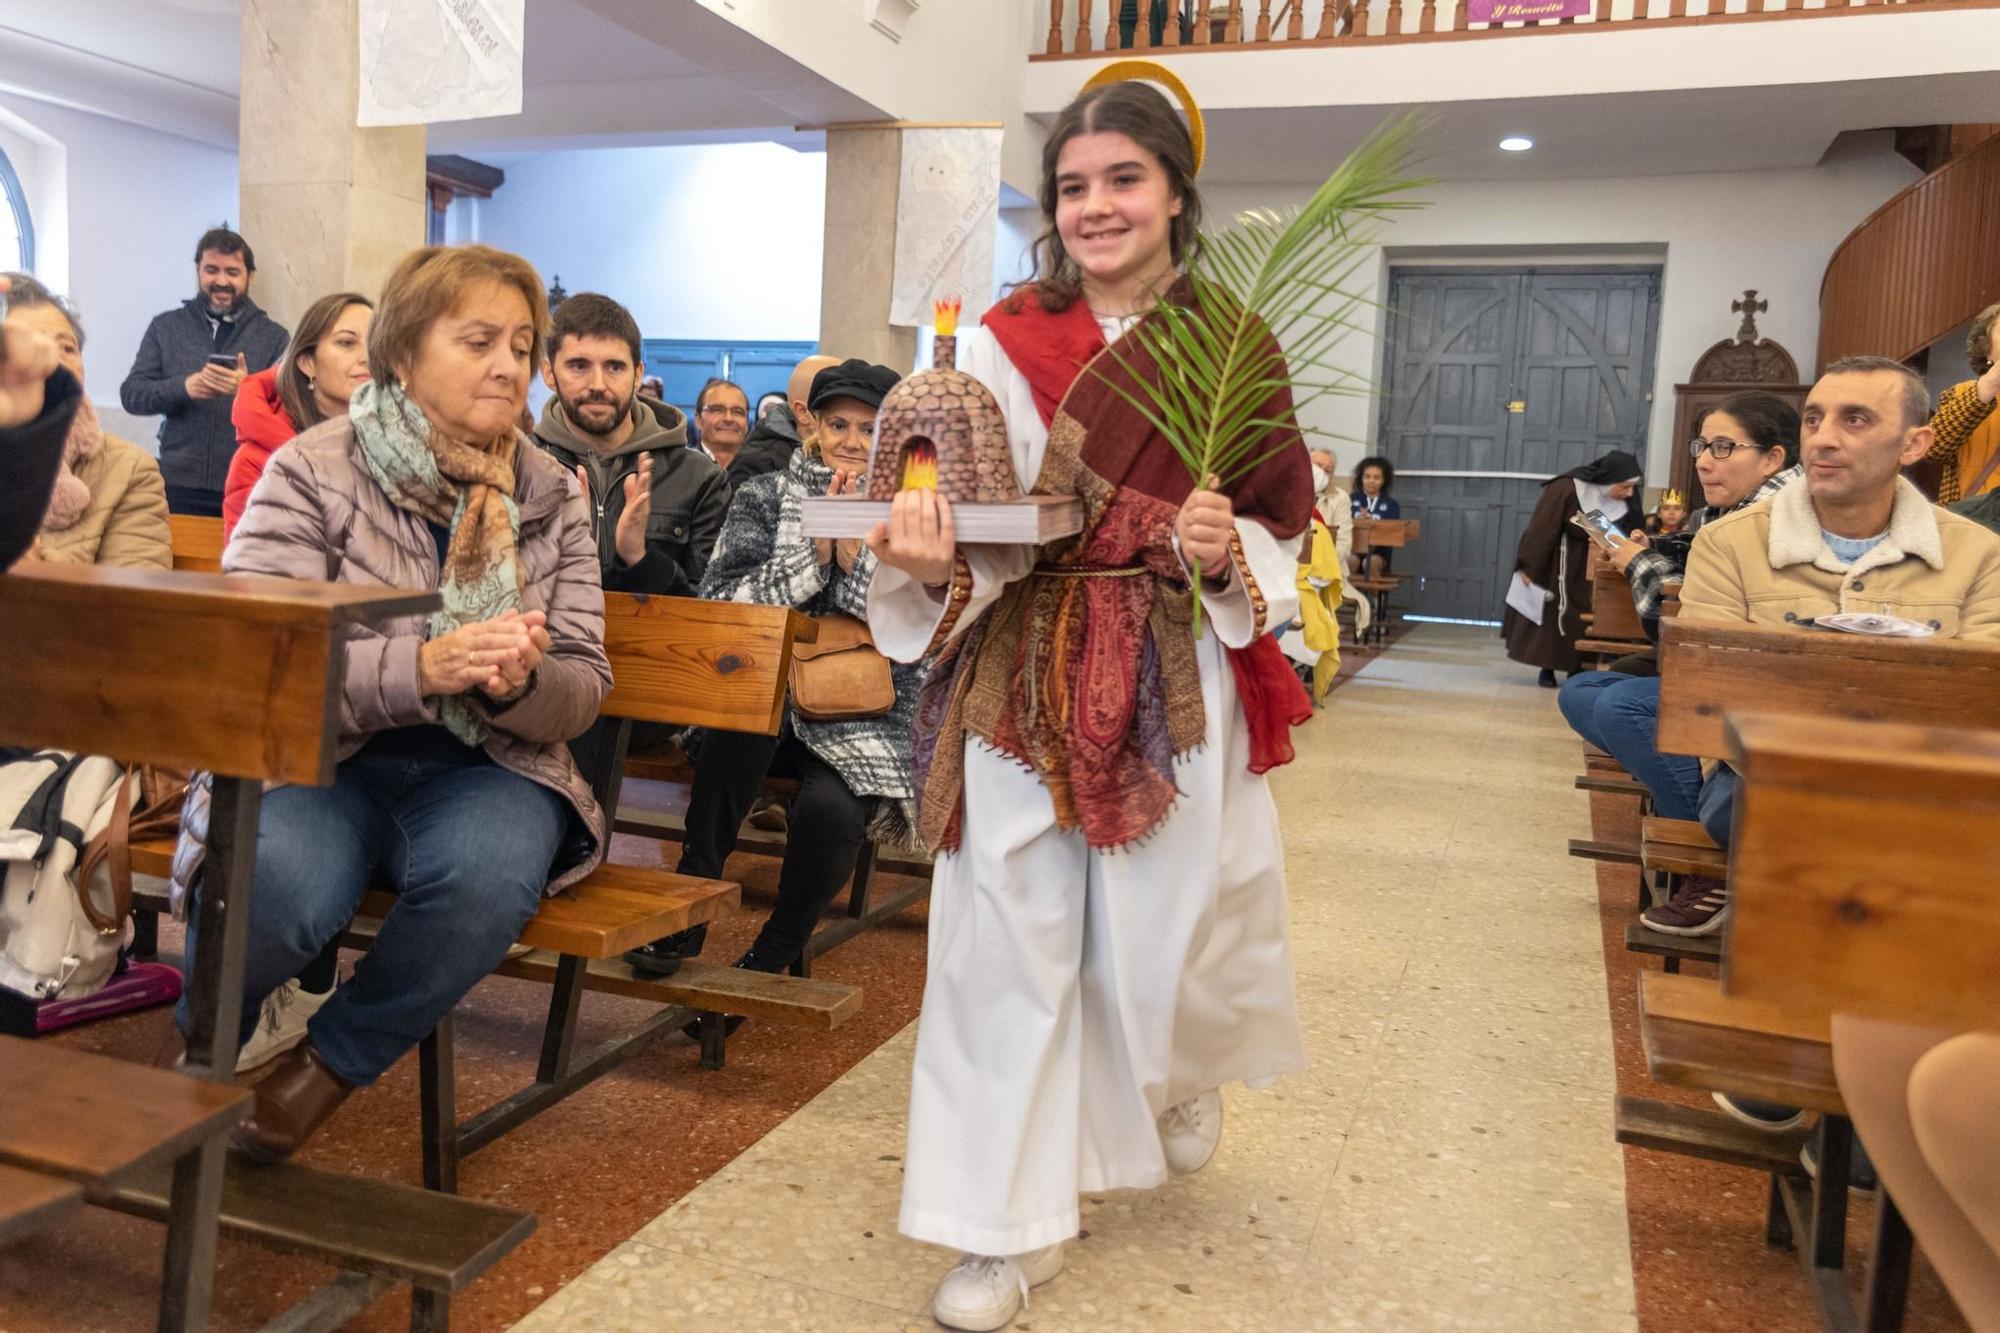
left=912, top=283, right=1314, bottom=853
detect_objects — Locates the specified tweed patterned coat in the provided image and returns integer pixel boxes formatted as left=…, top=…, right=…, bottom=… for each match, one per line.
left=695, top=448, right=921, bottom=843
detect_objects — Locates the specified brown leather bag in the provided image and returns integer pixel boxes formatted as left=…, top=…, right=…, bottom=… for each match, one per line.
left=789, top=614, right=895, bottom=722
left=78, top=765, right=189, bottom=933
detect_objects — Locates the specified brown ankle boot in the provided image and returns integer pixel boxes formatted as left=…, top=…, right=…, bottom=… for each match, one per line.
left=232, top=1042, right=352, bottom=1165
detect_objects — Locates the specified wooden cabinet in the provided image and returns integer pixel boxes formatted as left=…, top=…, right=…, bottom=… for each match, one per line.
left=1668, top=296, right=1805, bottom=503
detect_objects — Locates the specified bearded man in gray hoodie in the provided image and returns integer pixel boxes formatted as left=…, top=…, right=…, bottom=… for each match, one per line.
left=533, top=293, right=729, bottom=596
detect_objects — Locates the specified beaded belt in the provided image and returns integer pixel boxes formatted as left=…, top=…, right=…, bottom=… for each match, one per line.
left=1031, top=564, right=1148, bottom=579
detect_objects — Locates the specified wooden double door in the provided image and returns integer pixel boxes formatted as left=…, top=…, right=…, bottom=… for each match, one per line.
left=1376, top=266, right=1663, bottom=622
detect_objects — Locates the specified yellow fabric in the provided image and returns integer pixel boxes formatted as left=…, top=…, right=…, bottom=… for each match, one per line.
left=1293, top=518, right=1343, bottom=699
left=1927, top=379, right=2000, bottom=505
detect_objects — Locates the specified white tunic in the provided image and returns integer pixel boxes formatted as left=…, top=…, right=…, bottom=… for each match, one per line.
left=868, top=320, right=1308, bottom=1257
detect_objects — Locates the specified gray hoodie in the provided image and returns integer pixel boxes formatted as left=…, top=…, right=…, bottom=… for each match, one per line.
left=532, top=395, right=731, bottom=597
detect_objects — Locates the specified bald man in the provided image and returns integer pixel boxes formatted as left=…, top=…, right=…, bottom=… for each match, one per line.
left=728, top=352, right=842, bottom=485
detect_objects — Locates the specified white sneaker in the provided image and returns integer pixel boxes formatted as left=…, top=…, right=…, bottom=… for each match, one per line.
left=931, top=1243, right=1064, bottom=1332
left=235, top=980, right=332, bottom=1073
left=1159, top=1089, right=1224, bottom=1174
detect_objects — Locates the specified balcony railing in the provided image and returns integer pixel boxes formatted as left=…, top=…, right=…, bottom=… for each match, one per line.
left=1037, top=0, right=1995, bottom=54
left=1819, top=129, right=2000, bottom=368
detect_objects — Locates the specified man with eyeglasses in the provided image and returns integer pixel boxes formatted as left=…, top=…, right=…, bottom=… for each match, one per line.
left=693, top=377, right=752, bottom=471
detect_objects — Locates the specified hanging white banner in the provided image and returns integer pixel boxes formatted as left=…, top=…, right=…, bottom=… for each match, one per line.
left=357, top=0, right=525, bottom=128
left=890, top=127, right=1003, bottom=328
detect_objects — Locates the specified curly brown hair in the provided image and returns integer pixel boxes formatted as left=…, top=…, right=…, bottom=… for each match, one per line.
left=1968, top=301, right=2000, bottom=377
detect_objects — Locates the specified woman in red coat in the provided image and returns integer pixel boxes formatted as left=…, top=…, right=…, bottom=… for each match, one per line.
left=224, top=292, right=372, bottom=538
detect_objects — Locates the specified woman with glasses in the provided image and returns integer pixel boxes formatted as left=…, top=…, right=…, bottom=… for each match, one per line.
left=1609, top=392, right=1801, bottom=636
left=1556, top=393, right=1799, bottom=900
left=1503, top=448, right=1644, bottom=686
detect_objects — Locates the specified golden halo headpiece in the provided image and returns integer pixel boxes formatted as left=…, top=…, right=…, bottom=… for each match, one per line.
left=1660, top=488, right=1686, bottom=507
left=1080, top=59, right=1205, bottom=176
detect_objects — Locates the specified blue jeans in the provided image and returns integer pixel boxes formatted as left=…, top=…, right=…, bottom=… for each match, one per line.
left=1556, top=671, right=1703, bottom=822
left=1697, top=764, right=1738, bottom=854
left=176, top=728, right=568, bottom=1086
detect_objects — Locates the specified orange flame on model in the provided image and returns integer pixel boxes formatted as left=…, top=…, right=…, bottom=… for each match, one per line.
left=933, top=296, right=962, bottom=338
left=901, top=440, right=939, bottom=492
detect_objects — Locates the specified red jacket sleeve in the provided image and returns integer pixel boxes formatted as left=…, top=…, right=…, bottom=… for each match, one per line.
left=221, top=441, right=267, bottom=541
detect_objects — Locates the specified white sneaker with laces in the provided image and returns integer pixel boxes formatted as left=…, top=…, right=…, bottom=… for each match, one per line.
left=235, top=979, right=332, bottom=1073
left=931, top=1243, right=1065, bottom=1332
left=1159, top=1089, right=1224, bottom=1174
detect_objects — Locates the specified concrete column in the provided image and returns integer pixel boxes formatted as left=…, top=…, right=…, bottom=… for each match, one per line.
left=238, top=0, right=427, bottom=331
left=820, top=126, right=917, bottom=374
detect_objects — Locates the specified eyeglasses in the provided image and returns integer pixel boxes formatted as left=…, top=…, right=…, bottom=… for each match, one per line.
left=701, top=404, right=748, bottom=419
left=1688, top=436, right=1766, bottom=460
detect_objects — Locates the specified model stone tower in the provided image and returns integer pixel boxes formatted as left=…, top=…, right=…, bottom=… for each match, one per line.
left=864, top=298, right=1022, bottom=503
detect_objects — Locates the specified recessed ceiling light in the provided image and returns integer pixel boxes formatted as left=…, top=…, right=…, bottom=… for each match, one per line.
left=1499, top=136, right=1534, bottom=152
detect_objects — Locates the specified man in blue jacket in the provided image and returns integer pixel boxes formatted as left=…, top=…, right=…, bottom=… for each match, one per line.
left=120, top=227, right=289, bottom=515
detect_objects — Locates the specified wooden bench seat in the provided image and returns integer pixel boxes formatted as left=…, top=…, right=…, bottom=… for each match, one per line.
left=102, top=1155, right=534, bottom=1331
left=1637, top=971, right=1840, bottom=1113
left=1575, top=636, right=1650, bottom=659
left=1614, top=1094, right=1807, bottom=1176
left=1567, top=837, right=1641, bottom=866
left=131, top=840, right=739, bottom=962
left=0, top=1162, right=82, bottom=1246
left=1640, top=816, right=1728, bottom=877
left=1575, top=772, right=1648, bottom=798
left=1623, top=920, right=1721, bottom=973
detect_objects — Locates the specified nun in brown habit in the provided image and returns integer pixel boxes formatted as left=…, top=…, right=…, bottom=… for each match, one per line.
left=1501, top=450, right=1644, bottom=686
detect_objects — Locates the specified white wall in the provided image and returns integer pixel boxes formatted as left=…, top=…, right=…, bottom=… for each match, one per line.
left=693, top=0, right=1044, bottom=195
left=459, top=142, right=826, bottom=345
left=1204, top=138, right=1919, bottom=488
left=0, top=93, right=236, bottom=447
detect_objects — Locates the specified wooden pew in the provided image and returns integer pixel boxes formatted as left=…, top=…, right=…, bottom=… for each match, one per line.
left=616, top=741, right=934, bottom=979
left=1622, top=969, right=1875, bottom=1330
left=1658, top=620, right=2000, bottom=761
left=1725, top=713, right=2000, bottom=1332
left=1725, top=713, right=2000, bottom=1033
left=129, top=592, right=852, bottom=1194
left=0, top=563, right=531, bottom=1330
left=167, top=514, right=223, bottom=573
left=1349, top=517, right=1418, bottom=645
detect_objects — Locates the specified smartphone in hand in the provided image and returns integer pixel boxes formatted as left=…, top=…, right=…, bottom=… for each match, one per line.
left=1568, top=507, right=1627, bottom=550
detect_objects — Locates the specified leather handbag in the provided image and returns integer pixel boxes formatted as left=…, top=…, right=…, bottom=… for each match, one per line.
left=790, top=614, right=895, bottom=722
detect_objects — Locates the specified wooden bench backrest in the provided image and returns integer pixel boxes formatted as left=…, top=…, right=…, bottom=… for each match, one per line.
left=162, top=516, right=809, bottom=738
left=1658, top=620, right=2000, bottom=760
left=169, top=514, right=225, bottom=572
left=601, top=593, right=814, bottom=736
left=0, top=564, right=435, bottom=783
left=1589, top=562, right=1646, bottom=641
left=1725, top=712, right=2000, bottom=1033
left=1352, top=517, right=1419, bottom=550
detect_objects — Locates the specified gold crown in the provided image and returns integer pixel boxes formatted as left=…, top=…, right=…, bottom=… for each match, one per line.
left=1080, top=59, right=1205, bottom=176
left=1660, top=489, right=1686, bottom=507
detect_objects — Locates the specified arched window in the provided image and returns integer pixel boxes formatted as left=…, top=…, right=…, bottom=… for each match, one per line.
left=0, top=147, right=33, bottom=272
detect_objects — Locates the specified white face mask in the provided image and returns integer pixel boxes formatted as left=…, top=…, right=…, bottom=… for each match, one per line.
left=1310, top=463, right=1329, bottom=495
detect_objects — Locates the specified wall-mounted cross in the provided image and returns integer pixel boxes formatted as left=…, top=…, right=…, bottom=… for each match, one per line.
left=1732, top=290, right=1768, bottom=343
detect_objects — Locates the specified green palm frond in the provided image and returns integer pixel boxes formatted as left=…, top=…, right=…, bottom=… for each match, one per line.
left=1096, top=113, right=1431, bottom=491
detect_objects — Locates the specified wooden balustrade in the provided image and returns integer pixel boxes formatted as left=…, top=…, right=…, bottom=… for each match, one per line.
left=1818, top=128, right=2000, bottom=369
left=1033, top=0, right=1999, bottom=55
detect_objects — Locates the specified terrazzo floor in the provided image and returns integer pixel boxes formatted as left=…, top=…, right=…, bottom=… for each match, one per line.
left=511, top=623, right=1641, bottom=1331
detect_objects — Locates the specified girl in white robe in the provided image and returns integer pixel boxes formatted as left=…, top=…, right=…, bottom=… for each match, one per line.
left=863, top=77, right=1313, bottom=1332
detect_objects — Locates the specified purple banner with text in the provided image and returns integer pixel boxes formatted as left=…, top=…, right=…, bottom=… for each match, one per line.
left=1467, top=0, right=1591, bottom=21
